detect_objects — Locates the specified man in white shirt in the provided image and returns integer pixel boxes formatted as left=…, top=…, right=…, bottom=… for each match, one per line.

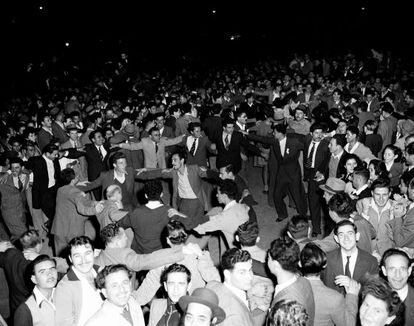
left=380, top=248, right=414, bottom=325
left=86, top=264, right=145, bottom=326
left=344, top=126, right=375, bottom=162
left=55, top=236, right=103, bottom=326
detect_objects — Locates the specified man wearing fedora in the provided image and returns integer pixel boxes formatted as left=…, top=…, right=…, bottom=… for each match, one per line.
left=179, top=288, right=226, bottom=326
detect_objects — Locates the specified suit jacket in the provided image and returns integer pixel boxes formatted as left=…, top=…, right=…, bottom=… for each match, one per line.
left=335, top=151, right=352, bottom=179
left=206, top=281, right=255, bottom=326
left=148, top=299, right=168, bottom=326
left=84, top=143, right=111, bottom=181
left=85, top=297, right=145, bottom=326
left=272, top=276, right=315, bottom=326
left=121, top=136, right=183, bottom=169
left=303, top=136, right=330, bottom=180
left=378, top=115, right=398, bottom=150
left=215, top=131, right=261, bottom=173
left=0, top=183, right=26, bottom=239
left=404, top=285, right=414, bottom=326
left=37, top=128, right=54, bottom=151
left=160, top=126, right=174, bottom=138
left=388, top=162, right=404, bottom=187
left=308, top=278, right=358, bottom=326
left=79, top=167, right=137, bottom=209
left=181, top=135, right=213, bottom=167
left=51, top=185, right=97, bottom=239
left=323, top=248, right=378, bottom=294
left=202, top=115, right=223, bottom=141
left=389, top=206, right=414, bottom=248
left=51, top=122, right=69, bottom=144
left=27, top=156, right=61, bottom=211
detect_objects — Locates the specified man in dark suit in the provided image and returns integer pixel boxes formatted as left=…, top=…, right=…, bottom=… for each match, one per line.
left=51, top=110, right=69, bottom=145
left=202, top=104, right=222, bottom=170
left=182, top=122, right=216, bottom=167
left=381, top=248, right=414, bottom=326
left=84, top=130, right=111, bottom=200
left=214, top=118, right=262, bottom=174
left=246, top=124, right=307, bottom=221
left=156, top=113, right=174, bottom=138
left=78, top=151, right=138, bottom=211
left=303, top=123, right=330, bottom=236
left=327, top=134, right=350, bottom=179
left=350, top=168, right=371, bottom=200
left=322, top=220, right=378, bottom=295
left=26, top=144, right=61, bottom=240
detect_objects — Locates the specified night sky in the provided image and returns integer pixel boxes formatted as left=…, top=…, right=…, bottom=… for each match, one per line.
left=1, top=1, right=412, bottom=69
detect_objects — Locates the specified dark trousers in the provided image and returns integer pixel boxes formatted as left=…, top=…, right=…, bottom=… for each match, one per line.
left=307, top=178, right=323, bottom=234
left=177, top=198, right=206, bottom=230
left=273, top=174, right=307, bottom=219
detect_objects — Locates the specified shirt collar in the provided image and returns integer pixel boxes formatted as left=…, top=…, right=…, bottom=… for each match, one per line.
left=146, top=200, right=164, bottom=209
left=42, top=154, right=53, bottom=163
left=33, top=286, right=56, bottom=310
left=102, top=299, right=130, bottom=314
left=397, top=284, right=409, bottom=301
left=178, top=165, right=188, bottom=176
left=274, top=275, right=297, bottom=297
left=224, top=281, right=247, bottom=304
left=332, top=149, right=344, bottom=159
left=114, top=169, right=127, bottom=180
left=223, top=200, right=237, bottom=211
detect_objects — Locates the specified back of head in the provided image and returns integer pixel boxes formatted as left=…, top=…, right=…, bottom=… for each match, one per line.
left=20, top=230, right=41, bottom=250
left=60, top=168, right=76, bottom=185
left=218, top=179, right=238, bottom=201
left=267, top=299, right=309, bottom=326
left=100, top=222, right=122, bottom=246
left=236, top=222, right=259, bottom=247
left=328, top=192, right=356, bottom=218
left=221, top=248, right=251, bottom=271
left=144, top=179, right=163, bottom=201
left=300, top=243, right=327, bottom=276
left=287, top=215, right=309, bottom=240
left=166, top=220, right=188, bottom=245
left=332, top=134, right=346, bottom=148
left=268, top=236, right=300, bottom=273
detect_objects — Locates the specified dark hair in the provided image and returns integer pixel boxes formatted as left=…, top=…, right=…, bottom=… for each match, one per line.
left=328, top=193, right=356, bottom=217
left=344, top=153, right=363, bottom=169
left=381, top=102, right=394, bottom=114
left=100, top=222, right=122, bottom=245
left=221, top=248, right=251, bottom=271
left=166, top=220, right=188, bottom=245
left=68, top=236, right=94, bottom=253
left=42, top=143, right=59, bottom=155
left=361, top=277, right=402, bottom=317
left=38, top=113, right=51, bottom=125
left=9, top=157, right=23, bottom=166
left=188, top=122, right=201, bottom=133
left=272, top=123, right=287, bottom=135
left=346, top=125, right=359, bottom=137
left=353, top=167, right=370, bottom=183
left=222, top=118, right=235, bottom=128
left=371, top=178, right=390, bottom=192
left=160, top=263, right=191, bottom=284
left=310, top=123, right=323, bottom=133
left=406, top=142, right=414, bottom=156
left=380, top=248, right=411, bottom=271
left=110, top=151, right=126, bottom=167
left=19, top=230, right=41, bottom=250
left=222, top=164, right=236, bottom=175
left=368, top=160, right=388, bottom=180
left=144, top=179, right=163, bottom=201
left=333, top=219, right=357, bottom=236
left=218, top=179, right=238, bottom=200
left=60, top=168, right=76, bottom=185
left=149, top=126, right=160, bottom=136
left=300, top=243, right=327, bottom=276
left=364, top=119, right=377, bottom=132
left=89, top=130, right=103, bottom=142
left=172, top=148, right=187, bottom=163
left=28, top=254, right=56, bottom=278
left=331, top=134, right=346, bottom=148
left=383, top=145, right=402, bottom=163
left=236, top=222, right=259, bottom=247
left=268, top=236, right=300, bottom=273
left=235, top=109, right=247, bottom=119
left=266, top=299, right=309, bottom=326
left=287, top=215, right=309, bottom=239
left=95, top=264, right=133, bottom=290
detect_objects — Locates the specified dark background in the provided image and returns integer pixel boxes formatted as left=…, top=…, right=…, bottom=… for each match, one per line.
left=1, top=1, right=412, bottom=74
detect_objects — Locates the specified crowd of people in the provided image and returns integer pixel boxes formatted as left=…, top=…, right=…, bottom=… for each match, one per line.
left=0, top=49, right=414, bottom=326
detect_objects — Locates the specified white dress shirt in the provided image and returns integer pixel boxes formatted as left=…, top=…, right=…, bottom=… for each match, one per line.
left=307, top=141, right=321, bottom=168
left=96, top=145, right=107, bottom=159
left=113, top=170, right=126, bottom=184
left=186, top=136, right=199, bottom=154
left=224, top=281, right=249, bottom=308
left=177, top=166, right=197, bottom=199
left=279, top=137, right=287, bottom=157
left=222, top=132, right=232, bottom=148
left=43, top=155, right=56, bottom=188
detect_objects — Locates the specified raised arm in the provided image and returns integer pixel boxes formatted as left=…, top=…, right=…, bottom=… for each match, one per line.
left=124, top=247, right=184, bottom=271
left=118, top=141, right=144, bottom=151
left=164, top=134, right=185, bottom=146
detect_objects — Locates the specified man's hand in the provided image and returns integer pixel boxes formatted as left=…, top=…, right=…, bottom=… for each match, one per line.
left=334, top=275, right=351, bottom=289
left=162, top=168, right=172, bottom=173
left=346, top=279, right=361, bottom=295
left=0, top=241, right=14, bottom=252
left=76, top=180, right=90, bottom=186
left=168, top=208, right=187, bottom=218
left=135, top=168, right=147, bottom=175
left=95, top=201, right=105, bottom=214
left=110, top=143, right=120, bottom=149
left=182, top=243, right=202, bottom=257
left=239, top=130, right=249, bottom=136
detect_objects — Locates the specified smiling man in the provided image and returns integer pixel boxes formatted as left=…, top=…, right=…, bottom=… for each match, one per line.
left=14, top=255, right=58, bottom=326
left=54, top=236, right=103, bottom=326
left=86, top=264, right=145, bottom=326
left=380, top=248, right=414, bottom=325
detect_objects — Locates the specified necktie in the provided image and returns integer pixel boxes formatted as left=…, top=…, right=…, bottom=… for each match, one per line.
left=224, top=134, right=230, bottom=150
left=345, top=255, right=351, bottom=278
left=305, top=141, right=315, bottom=169
left=18, top=178, right=23, bottom=191
left=98, top=146, right=103, bottom=160
left=122, top=306, right=133, bottom=325
left=155, top=142, right=159, bottom=153
left=190, top=138, right=197, bottom=156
